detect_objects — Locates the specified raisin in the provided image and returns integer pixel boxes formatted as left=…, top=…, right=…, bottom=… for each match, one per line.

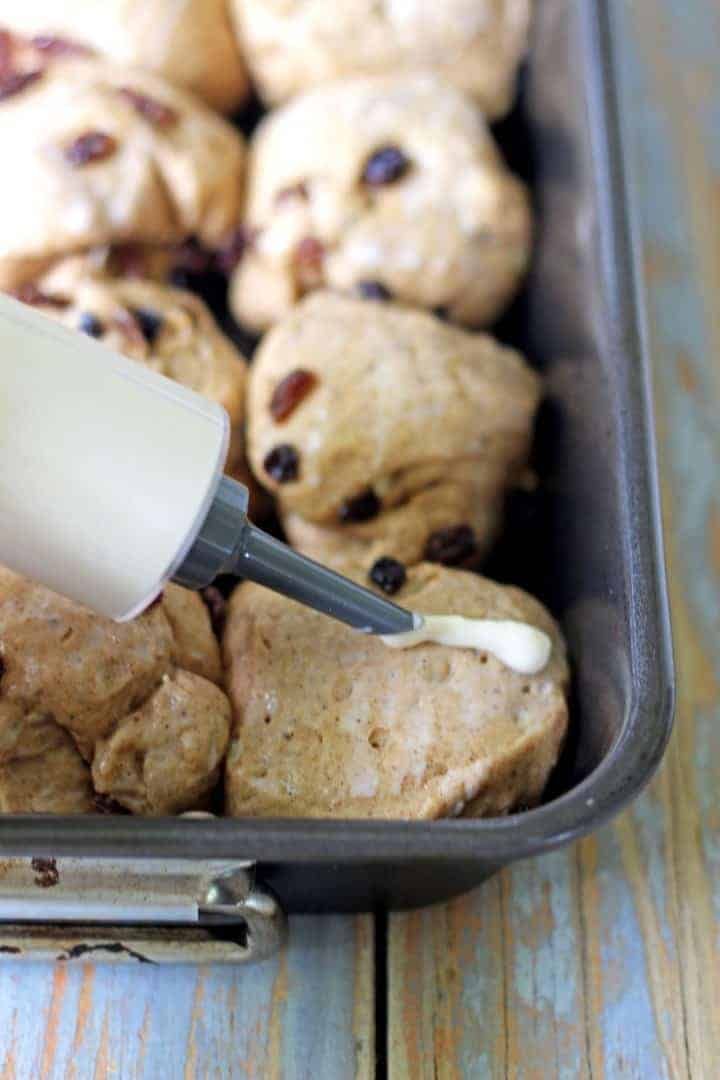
left=275, top=180, right=309, bottom=204
left=173, top=238, right=212, bottom=274
left=111, top=244, right=151, bottom=278
left=0, top=654, right=5, bottom=686
left=31, top=857, right=59, bottom=888
left=113, top=310, right=146, bottom=349
left=369, top=557, right=406, bottom=595
left=10, top=283, right=69, bottom=308
left=167, top=237, right=216, bottom=290
left=424, top=524, right=477, bottom=565
left=118, top=86, right=178, bottom=128
left=93, top=793, right=129, bottom=815
left=78, top=311, right=104, bottom=337
left=201, top=586, right=227, bottom=638
left=65, top=131, right=117, bottom=166
left=0, top=70, right=42, bottom=101
left=264, top=444, right=300, bottom=483
left=362, top=146, right=411, bottom=186
left=339, top=489, right=381, bottom=522
left=216, top=226, right=257, bottom=274
left=130, top=307, right=164, bottom=345
left=294, top=236, right=325, bottom=288
left=270, top=369, right=318, bottom=422
left=356, top=280, right=391, bottom=301
left=169, top=267, right=198, bottom=291
left=31, top=34, right=93, bottom=58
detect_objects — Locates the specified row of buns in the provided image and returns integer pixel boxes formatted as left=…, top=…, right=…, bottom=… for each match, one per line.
left=0, top=1, right=530, bottom=116
left=0, top=556, right=568, bottom=821
left=0, top=62, right=530, bottom=333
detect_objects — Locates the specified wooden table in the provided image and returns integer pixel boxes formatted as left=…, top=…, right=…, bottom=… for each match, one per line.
left=1, top=2, right=718, bottom=1076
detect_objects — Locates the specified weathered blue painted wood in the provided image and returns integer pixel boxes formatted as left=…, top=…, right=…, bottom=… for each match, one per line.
left=0, top=915, right=373, bottom=1079
left=613, top=2, right=720, bottom=1076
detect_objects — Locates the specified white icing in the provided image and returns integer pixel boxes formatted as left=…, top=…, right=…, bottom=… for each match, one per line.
left=380, top=614, right=552, bottom=675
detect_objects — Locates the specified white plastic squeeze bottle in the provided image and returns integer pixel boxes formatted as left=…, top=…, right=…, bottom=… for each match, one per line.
left=0, top=293, right=417, bottom=634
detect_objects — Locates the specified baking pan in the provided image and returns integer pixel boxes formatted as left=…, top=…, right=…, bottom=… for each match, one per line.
left=0, top=0, right=675, bottom=945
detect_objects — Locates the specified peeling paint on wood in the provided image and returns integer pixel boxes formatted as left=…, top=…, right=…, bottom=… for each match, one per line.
left=0, top=917, right=373, bottom=1078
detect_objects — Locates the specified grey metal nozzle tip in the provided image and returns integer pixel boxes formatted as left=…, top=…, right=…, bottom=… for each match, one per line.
left=173, top=477, right=416, bottom=635
left=233, top=523, right=417, bottom=636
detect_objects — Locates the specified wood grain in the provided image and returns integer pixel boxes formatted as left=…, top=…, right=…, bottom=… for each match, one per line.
left=0, top=915, right=374, bottom=1079
left=388, top=1, right=720, bottom=1077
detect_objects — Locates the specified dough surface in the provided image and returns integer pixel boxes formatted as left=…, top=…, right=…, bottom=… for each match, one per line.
left=247, top=293, right=540, bottom=573
left=229, top=75, right=531, bottom=332
left=0, top=2, right=249, bottom=112
left=0, top=58, right=245, bottom=289
left=234, top=0, right=531, bottom=118
left=0, top=572, right=231, bottom=815
left=224, top=564, right=568, bottom=819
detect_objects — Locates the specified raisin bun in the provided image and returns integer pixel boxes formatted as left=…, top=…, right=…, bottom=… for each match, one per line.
left=229, top=75, right=531, bottom=332
left=234, top=0, right=531, bottom=118
left=0, top=4, right=249, bottom=113
left=0, top=58, right=245, bottom=289
left=0, top=705, right=95, bottom=814
left=223, top=564, right=568, bottom=819
left=247, top=293, right=540, bottom=576
left=0, top=571, right=230, bottom=815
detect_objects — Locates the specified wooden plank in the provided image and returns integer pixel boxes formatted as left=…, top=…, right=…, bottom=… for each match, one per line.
left=389, top=857, right=593, bottom=1079
left=614, top=1, right=720, bottom=1076
left=388, top=1, right=720, bottom=1076
left=0, top=914, right=374, bottom=1079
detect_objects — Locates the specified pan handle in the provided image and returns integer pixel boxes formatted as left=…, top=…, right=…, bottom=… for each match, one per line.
left=0, top=858, right=286, bottom=964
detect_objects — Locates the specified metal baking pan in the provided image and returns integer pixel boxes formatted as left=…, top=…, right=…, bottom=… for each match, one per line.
left=0, top=0, right=674, bottom=958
